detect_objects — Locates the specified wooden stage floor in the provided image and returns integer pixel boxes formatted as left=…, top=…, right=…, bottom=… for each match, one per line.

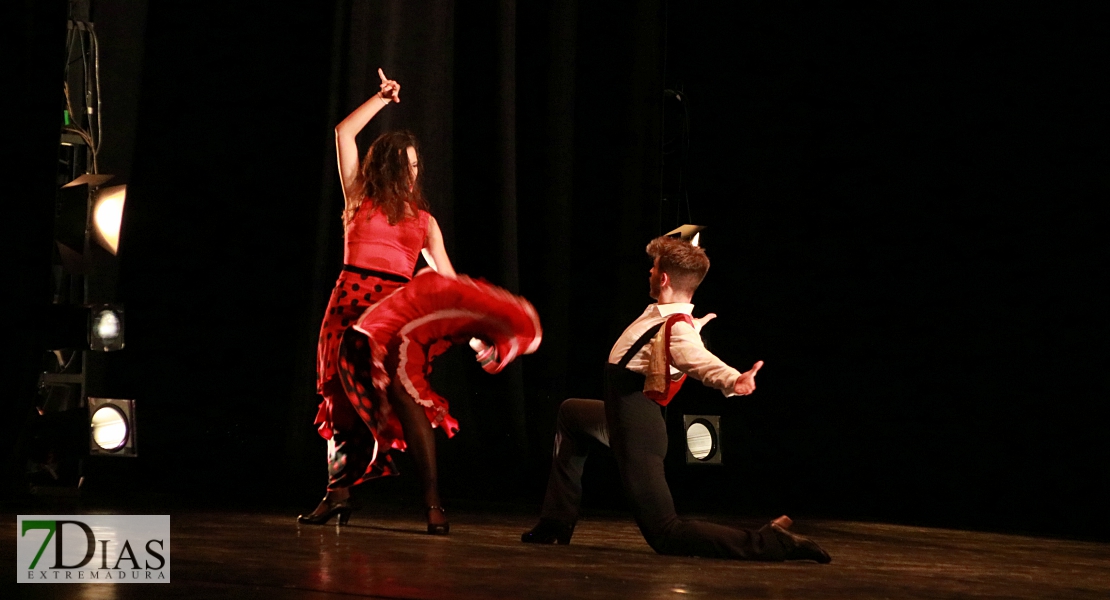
left=3, top=503, right=1109, bottom=599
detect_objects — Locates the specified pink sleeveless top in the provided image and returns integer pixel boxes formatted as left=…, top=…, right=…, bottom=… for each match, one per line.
left=343, top=201, right=430, bottom=278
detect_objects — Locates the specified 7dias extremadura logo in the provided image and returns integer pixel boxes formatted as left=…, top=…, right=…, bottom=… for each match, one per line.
left=17, top=515, right=170, bottom=583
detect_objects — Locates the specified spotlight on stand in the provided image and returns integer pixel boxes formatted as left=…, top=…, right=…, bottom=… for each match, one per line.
left=89, top=304, right=124, bottom=351
left=683, top=414, right=722, bottom=465
left=57, top=173, right=113, bottom=258
left=666, top=224, right=706, bottom=247
left=91, top=184, right=126, bottom=255
left=88, top=398, right=137, bottom=457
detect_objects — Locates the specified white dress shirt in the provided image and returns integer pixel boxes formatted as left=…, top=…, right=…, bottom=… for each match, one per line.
left=607, top=303, right=742, bottom=397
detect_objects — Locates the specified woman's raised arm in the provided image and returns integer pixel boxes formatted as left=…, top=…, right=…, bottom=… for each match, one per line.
left=336, top=68, right=401, bottom=211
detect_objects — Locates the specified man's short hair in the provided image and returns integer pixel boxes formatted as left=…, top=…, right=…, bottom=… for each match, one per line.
left=646, top=235, right=710, bottom=293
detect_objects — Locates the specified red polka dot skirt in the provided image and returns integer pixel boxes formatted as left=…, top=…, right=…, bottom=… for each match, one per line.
left=314, top=269, right=542, bottom=489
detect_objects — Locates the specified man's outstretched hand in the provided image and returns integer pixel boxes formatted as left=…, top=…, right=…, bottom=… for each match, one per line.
left=693, top=312, right=717, bottom=332
left=733, top=360, right=764, bottom=396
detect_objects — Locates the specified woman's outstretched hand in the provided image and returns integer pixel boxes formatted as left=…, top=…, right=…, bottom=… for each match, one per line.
left=378, top=68, right=401, bottom=103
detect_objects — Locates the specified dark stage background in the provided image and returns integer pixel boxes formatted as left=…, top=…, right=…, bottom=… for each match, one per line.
left=8, top=1, right=1108, bottom=540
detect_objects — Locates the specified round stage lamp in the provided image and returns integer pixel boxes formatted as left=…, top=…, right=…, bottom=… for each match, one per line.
left=89, top=305, right=124, bottom=351
left=90, top=405, right=129, bottom=452
left=88, top=398, right=137, bottom=457
left=92, top=184, right=126, bottom=255
left=687, top=422, right=714, bottom=459
left=683, top=415, right=722, bottom=464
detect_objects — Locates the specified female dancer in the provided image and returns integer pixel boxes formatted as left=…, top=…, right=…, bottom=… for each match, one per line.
left=300, top=70, right=540, bottom=534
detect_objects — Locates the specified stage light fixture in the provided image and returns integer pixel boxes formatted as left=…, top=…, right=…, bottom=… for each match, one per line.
left=683, top=415, right=722, bottom=464
left=58, top=173, right=113, bottom=256
left=88, top=304, right=124, bottom=351
left=666, top=224, right=706, bottom=247
left=92, top=184, right=126, bottom=255
left=88, top=398, right=137, bottom=457
left=91, top=406, right=126, bottom=450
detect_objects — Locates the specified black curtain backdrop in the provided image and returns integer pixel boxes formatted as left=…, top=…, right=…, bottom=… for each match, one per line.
left=665, top=2, right=1109, bottom=536
left=18, top=0, right=1102, bottom=539
left=105, top=2, right=338, bottom=496
left=3, top=0, right=69, bottom=499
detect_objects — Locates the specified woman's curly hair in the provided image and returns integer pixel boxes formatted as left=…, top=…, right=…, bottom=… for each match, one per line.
left=344, top=130, right=428, bottom=227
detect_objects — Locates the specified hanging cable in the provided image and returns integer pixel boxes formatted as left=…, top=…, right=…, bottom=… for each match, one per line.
left=63, top=25, right=77, bottom=76
left=62, top=20, right=99, bottom=173
left=62, top=80, right=97, bottom=173
left=77, top=22, right=91, bottom=139
left=682, top=92, right=692, bottom=223
left=658, top=0, right=670, bottom=235
left=660, top=0, right=697, bottom=231
left=90, top=23, right=103, bottom=161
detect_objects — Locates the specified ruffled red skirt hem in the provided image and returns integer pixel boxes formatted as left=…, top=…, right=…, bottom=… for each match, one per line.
left=315, top=270, right=541, bottom=487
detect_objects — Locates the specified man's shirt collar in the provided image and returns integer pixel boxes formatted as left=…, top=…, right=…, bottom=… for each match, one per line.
left=653, top=302, right=694, bottom=317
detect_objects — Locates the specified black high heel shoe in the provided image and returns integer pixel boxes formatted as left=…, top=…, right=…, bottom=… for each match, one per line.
left=426, top=505, right=449, bottom=535
left=297, top=497, right=354, bottom=526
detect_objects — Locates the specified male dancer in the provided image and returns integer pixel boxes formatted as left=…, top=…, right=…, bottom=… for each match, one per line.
left=521, top=235, right=830, bottom=562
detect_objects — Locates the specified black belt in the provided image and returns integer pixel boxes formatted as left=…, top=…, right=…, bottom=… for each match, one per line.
left=341, top=264, right=411, bottom=283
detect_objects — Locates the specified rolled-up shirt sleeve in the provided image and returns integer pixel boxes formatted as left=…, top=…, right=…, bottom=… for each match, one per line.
left=668, top=321, right=741, bottom=396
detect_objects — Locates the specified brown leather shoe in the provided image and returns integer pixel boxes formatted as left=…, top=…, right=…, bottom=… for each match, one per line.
left=770, top=522, right=831, bottom=563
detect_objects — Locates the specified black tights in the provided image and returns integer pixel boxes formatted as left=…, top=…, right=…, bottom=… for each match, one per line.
left=387, top=377, right=441, bottom=511
left=327, top=330, right=443, bottom=521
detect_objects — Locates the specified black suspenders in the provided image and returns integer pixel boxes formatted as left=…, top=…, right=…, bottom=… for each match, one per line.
left=617, top=323, right=664, bottom=369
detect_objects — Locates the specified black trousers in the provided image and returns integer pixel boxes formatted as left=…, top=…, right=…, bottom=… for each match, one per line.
left=538, top=365, right=787, bottom=560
